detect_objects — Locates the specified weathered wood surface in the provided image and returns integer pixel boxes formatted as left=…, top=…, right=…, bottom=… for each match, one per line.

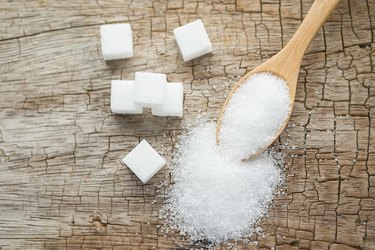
left=0, top=0, right=374, bottom=249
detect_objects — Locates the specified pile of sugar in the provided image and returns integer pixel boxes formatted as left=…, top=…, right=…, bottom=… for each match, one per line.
left=160, top=72, right=290, bottom=245
left=160, top=122, right=283, bottom=244
left=220, top=72, right=291, bottom=160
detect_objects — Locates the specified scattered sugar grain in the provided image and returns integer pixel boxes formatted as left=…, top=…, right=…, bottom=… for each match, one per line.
left=161, top=122, right=283, bottom=244
left=220, top=72, right=291, bottom=160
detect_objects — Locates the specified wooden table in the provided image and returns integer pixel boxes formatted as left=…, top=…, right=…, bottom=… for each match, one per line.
left=0, top=0, right=374, bottom=249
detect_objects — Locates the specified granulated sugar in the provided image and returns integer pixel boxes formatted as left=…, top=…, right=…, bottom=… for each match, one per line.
left=160, top=122, right=284, bottom=245
left=160, top=72, right=290, bottom=245
left=220, top=72, right=291, bottom=160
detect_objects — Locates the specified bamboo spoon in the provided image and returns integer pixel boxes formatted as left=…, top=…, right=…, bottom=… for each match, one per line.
left=216, top=0, right=340, bottom=159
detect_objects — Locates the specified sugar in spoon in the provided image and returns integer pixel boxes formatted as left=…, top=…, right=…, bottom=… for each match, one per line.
left=216, top=0, right=340, bottom=159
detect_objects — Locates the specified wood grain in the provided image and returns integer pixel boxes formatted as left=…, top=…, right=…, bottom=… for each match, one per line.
left=0, top=0, right=374, bottom=249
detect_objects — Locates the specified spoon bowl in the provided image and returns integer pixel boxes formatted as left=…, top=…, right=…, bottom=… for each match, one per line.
left=216, top=0, right=340, bottom=160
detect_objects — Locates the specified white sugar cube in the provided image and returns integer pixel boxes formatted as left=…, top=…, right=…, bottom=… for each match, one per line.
left=111, top=80, right=143, bottom=114
left=122, top=140, right=166, bottom=184
left=173, top=19, right=213, bottom=61
left=134, top=72, right=167, bottom=108
left=152, top=83, right=184, bottom=117
left=100, top=23, right=133, bottom=60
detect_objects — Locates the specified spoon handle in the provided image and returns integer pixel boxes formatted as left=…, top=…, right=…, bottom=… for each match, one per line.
left=287, top=0, right=340, bottom=57
left=269, top=0, right=340, bottom=95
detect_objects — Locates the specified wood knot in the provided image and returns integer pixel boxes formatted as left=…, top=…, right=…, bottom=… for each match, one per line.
left=91, top=213, right=107, bottom=233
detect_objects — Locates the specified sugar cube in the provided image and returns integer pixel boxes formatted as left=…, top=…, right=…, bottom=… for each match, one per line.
left=134, top=72, right=167, bottom=108
left=111, top=80, right=143, bottom=114
left=122, top=140, right=166, bottom=184
left=100, top=23, right=133, bottom=60
left=152, top=82, right=184, bottom=117
left=173, top=19, right=213, bottom=61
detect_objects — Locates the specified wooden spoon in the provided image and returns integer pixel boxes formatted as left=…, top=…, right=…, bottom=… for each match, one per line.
left=216, top=0, right=340, bottom=159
